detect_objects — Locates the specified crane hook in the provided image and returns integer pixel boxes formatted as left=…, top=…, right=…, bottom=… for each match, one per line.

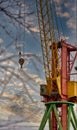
left=19, top=52, right=25, bottom=68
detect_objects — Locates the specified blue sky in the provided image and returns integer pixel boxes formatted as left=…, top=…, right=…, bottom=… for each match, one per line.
left=0, top=0, right=77, bottom=129
left=0, top=0, right=76, bottom=54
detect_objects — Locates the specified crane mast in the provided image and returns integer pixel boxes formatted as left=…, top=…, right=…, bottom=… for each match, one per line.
left=36, top=0, right=77, bottom=130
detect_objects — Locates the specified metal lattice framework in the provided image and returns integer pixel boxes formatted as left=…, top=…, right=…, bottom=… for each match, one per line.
left=36, top=0, right=60, bottom=96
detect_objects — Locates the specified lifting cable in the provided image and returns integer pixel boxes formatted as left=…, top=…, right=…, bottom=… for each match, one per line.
left=51, top=0, right=60, bottom=40
left=52, top=0, right=65, bottom=41
left=23, top=0, right=26, bottom=57
left=16, top=1, right=25, bottom=68
left=15, top=2, right=22, bottom=53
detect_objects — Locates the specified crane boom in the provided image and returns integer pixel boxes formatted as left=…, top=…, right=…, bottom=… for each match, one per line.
left=36, top=0, right=60, bottom=96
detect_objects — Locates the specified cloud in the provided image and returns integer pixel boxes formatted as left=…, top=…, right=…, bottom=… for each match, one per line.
left=54, top=0, right=62, bottom=4
left=30, top=27, right=39, bottom=33
left=64, top=2, right=71, bottom=8
left=71, top=7, right=76, bottom=12
left=57, top=12, right=70, bottom=18
left=0, top=38, right=3, bottom=44
left=54, top=1, right=76, bottom=33
left=2, top=92, right=13, bottom=98
left=60, top=36, right=69, bottom=41
left=27, top=73, right=44, bottom=85
left=66, top=18, right=76, bottom=30
left=55, top=2, right=70, bottom=18
left=8, top=61, right=15, bottom=65
left=27, top=89, right=35, bottom=94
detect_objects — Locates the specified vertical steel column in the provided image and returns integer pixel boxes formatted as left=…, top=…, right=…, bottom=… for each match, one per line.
left=52, top=111, right=57, bottom=130
left=61, top=42, right=68, bottom=130
left=67, top=50, right=70, bottom=81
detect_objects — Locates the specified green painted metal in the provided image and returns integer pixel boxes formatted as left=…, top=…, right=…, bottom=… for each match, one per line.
left=71, top=106, right=77, bottom=125
left=45, top=101, right=74, bottom=106
left=71, top=118, right=77, bottom=130
left=39, top=101, right=77, bottom=130
left=67, top=105, right=72, bottom=130
left=52, top=104, right=62, bottom=130
left=49, top=114, right=52, bottom=130
left=39, top=105, right=53, bottom=130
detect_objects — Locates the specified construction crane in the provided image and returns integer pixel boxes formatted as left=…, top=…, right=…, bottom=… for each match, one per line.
left=36, top=0, right=77, bottom=130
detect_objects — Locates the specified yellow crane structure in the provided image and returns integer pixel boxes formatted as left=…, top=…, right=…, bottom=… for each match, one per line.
left=36, top=0, right=77, bottom=130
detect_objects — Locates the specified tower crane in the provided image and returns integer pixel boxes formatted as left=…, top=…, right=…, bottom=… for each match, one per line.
left=36, top=0, right=77, bottom=130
